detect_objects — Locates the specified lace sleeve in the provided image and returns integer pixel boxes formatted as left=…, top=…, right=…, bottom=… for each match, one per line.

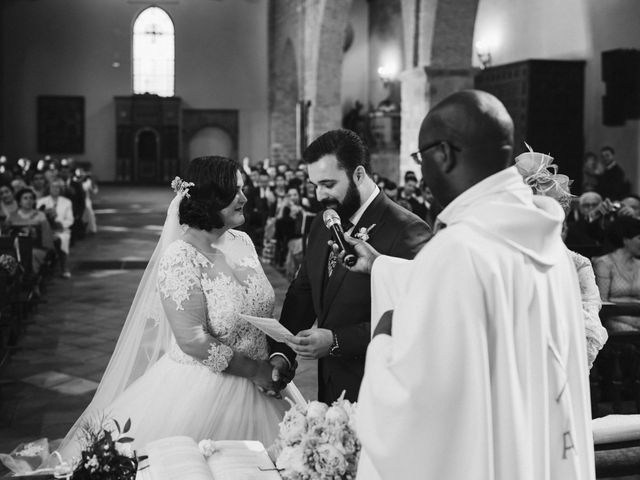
left=158, top=241, right=234, bottom=373
left=573, top=253, right=608, bottom=368
left=592, top=255, right=612, bottom=302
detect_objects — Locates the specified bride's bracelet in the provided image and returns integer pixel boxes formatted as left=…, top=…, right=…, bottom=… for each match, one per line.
left=203, top=342, right=234, bottom=373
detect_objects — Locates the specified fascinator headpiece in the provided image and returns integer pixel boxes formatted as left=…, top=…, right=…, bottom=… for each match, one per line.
left=515, top=142, right=574, bottom=210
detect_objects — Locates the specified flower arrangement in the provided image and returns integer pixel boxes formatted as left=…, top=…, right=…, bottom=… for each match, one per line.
left=274, top=393, right=360, bottom=480
left=67, top=417, right=143, bottom=480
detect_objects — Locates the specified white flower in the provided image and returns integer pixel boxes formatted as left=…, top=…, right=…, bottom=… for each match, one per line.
left=325, top=405, right=349, bottom=425
left=276, top=445, right=307, bottom=475
left=115, top=442, right=134, bottom=458
left=314, top=443, right=347, bottom=477
left=84, top=454, right=99, bottom=472
left=198, top=439, right=217, bottom=457
left=305, top=401, right=328, bottom=422
left=280, top=411, right=307, bottom=444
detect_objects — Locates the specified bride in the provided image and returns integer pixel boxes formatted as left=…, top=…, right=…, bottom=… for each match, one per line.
left=50, top=156, right=303, bottom=462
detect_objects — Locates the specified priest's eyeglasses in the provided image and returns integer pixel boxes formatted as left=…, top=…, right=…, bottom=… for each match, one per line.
left=410, top=141, right=461, bottom=165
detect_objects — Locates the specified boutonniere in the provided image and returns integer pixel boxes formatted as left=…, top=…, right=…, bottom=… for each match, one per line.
left=353, top=224, right=376, bottom=242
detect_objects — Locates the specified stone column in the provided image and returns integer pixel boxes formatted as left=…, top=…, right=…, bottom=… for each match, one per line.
left=399, top=65, right=477, bottom=180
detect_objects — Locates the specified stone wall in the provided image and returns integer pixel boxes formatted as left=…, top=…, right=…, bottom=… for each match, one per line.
left=269, top=0, right=480, bottom=177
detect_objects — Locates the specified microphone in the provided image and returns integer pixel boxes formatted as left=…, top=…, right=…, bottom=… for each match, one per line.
left=322, top=209, right=357, bottom=267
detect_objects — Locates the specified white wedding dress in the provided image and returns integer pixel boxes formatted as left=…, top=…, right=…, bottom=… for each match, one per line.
left=1, top=194, right=303, bottom=475
left=54, top=230, right=301, bottom=461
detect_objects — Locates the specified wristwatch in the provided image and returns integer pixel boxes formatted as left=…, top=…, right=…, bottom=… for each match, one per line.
left=329, top=331, right=341, bottom=357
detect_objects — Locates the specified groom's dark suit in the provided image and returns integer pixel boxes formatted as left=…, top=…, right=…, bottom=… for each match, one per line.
left=271, top=191, right=431, bottom=403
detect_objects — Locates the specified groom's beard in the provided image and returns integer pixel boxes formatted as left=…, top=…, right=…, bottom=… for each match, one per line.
left=321, top=179, right=361, bottom=221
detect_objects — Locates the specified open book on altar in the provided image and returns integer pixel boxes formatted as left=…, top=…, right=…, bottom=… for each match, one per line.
left=137, top=436, right=281, bottom=480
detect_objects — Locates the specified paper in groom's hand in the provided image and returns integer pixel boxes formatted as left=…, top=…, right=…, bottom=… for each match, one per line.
left=238, top=314, right=294, bottom=343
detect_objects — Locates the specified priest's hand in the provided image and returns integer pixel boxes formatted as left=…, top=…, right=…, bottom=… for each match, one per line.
left=373, top=310, right=393, bottom=337
left=328, top=235, right=380, bottom=274
left=286, top=328, right=333, bottom=359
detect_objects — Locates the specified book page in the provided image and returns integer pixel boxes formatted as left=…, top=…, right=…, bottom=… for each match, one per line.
left=238, top=314, right=294, bottom=343
left=207, top=441, right=281, bottom=480
left=146, top=436, right=212, bottom=480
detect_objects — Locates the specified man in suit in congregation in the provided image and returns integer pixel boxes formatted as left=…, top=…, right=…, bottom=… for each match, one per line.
left=269, top=129, right=431, bottom=403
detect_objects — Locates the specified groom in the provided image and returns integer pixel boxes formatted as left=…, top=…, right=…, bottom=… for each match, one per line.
left=269, top=129, right=430, bottom=403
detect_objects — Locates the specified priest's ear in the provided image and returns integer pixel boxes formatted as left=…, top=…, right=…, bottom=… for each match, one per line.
left=434, top=142, right=457, bottom=174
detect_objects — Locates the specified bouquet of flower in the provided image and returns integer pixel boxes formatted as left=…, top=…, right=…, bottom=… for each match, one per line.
left=68, top=417, right=142, bottom=480
left=274, top=393, right=360, bottom=480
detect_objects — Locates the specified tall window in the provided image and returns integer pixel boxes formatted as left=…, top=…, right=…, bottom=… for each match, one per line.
left=133, top=7, right=175, bottom=97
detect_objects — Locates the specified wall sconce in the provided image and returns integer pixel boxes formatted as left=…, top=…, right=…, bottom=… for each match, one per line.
left=475, top=41, right=492, bottom=69
left=377, top=65, right=398, bottom=88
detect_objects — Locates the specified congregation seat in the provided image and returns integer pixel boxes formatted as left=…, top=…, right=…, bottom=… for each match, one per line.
left=591, top=302, right=640, bottom=477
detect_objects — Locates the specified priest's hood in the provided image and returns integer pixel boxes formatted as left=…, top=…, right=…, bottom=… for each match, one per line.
left=443, top=167, right=566, bottom=268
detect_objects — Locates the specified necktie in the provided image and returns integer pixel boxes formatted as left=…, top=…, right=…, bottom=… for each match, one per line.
left=327, top=220, right=353, bottom=277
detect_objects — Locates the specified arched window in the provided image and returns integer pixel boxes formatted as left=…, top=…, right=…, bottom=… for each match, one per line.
left=133, top=7, right=175, bottom=97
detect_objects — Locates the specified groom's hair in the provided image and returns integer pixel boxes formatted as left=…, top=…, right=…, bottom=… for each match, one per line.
left=179, top=156, right=239, bottom=230
left=303, top=129, right=371, bottom=177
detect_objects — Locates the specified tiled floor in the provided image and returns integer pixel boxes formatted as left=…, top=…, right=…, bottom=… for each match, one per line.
left=0, top=185, right=317, bottom=454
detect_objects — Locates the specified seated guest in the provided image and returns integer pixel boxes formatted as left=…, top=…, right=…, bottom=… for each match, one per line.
left=593, top=215, right=640, bottom=331
left=79, top=168, right=98, bottom=234
left=6, top=188, right=54, bottom=275
left=380, top=178, right=399, bottom=202
left=30, top=171, right=48, bottom=200
left=275, top=186, right=303, bottom=269
left=582, top=151, right=602, bottom=193
left=58, top=163, right=86, bottom=242
left=617, top=194, right=640, bottom=218
left=399, top=171, right=428, bottom=220
left=595, top=145, right=631, bottom=201
left=38, top=179, right=74, bottom=278
left=564, top=191, right=606, bottom=258
left=0, top=182, right=17, bottom=230
left=294, top=168, right=307, bottom=183
left=11, top=176, right=28, bottom=193
left=300, top=180, right=322, bottom=213
left=516, top=147, right=608, bottom=368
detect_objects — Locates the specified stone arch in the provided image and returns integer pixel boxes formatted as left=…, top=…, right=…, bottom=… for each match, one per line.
left=270, top=38, right=299, bottom=165
left=308, top=0, right=353, bottom=139
left=398, top=0, right=480, bottom=179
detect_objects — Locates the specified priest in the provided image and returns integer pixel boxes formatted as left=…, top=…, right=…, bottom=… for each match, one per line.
left=341, top=90, right=595, bottom=480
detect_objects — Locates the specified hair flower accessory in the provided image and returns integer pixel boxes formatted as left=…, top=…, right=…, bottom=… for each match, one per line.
left=170, top=176, right=195, bottom=198
left=515, top=142, right=574, bottom=210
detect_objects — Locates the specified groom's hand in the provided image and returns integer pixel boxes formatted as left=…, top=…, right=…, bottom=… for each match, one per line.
left=270, top=355, right=297, bottom=389
left=286, top=328, right=333, bottom=359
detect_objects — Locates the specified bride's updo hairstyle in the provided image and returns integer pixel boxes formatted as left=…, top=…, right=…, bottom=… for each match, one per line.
left=178, top=156, right=240, bottom=230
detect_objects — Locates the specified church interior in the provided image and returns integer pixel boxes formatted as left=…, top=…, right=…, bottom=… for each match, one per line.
left=1, top=0, right=640, bottom=478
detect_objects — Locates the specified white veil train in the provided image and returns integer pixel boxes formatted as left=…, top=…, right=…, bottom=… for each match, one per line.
left=55, top=193, right=184, bottom=461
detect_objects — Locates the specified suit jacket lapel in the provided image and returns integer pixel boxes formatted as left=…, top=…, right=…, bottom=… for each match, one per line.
left=308, top=221, right=332, bottom=315
left=320, top=192, right=389, bottom=321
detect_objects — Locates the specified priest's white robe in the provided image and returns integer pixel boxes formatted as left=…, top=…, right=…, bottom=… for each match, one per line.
left=356, top=167, right=595, bottom=480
